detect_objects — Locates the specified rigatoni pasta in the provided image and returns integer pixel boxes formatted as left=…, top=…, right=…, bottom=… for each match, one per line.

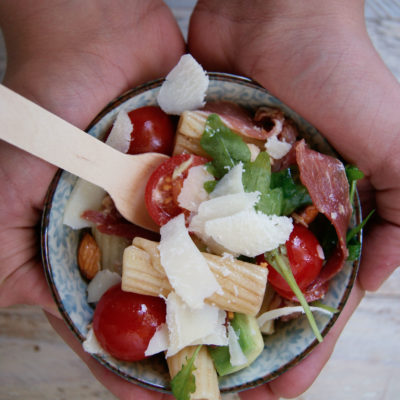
left=122, top=240, right=268, bottom=316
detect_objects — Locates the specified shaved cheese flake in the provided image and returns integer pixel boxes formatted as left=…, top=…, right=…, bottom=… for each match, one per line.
left=87, top=270, right=121, bottom=303
left=227, top=324, right=247, bottom=367
left=177, top=165, right=214, bottom=212
left=265, top=135, right=292, bottom=159
left=157, top=54, right=209, bottom=115
left=205, top=209, right=293, bottom=257
left=145, top=323, right=169, bottom=356
left=191, top=309, right=228, bottom=347
left=210, top=163, right=244, bottom=198
left=166, top=292, right=225, bottom=357
left=189, top=192, right=259, bottom=235
left=63, top=178, right=106, bottom=229
left=159, top=214, right=220, bottom=309
left=257, top=306, right=334, bottom=328
left=83, top=327, right=106, bottom=356
left=106, top=109, right=132, bottom=153
left=248, top=143, right=261, bottom=162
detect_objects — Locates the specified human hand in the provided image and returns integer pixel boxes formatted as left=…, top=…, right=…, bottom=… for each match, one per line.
left=189, top=0, right=400, bottom=398
left=0, top=0, right=183, bottom=398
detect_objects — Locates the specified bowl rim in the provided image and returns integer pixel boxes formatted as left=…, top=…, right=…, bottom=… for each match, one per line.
left=41, top=72, right=362, bottom=393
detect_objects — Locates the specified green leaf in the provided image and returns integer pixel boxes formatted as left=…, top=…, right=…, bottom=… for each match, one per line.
left=242, top=152, right=271, bottom=193
left=256, top=188, right=283, bottom=215
left=345, top=164, right=364, bottom=182
left=170, top=345, right=202, bottom=400
left=345, top=164, right=364, bottom=206
left=200, top=114, right=251, bottom=178
left=347, top=241, right=362, bottom=261
left=346, top=209, right=374, bottom=244
left=345, top=209, right=375, bottom=261
left=265, top=248, right=323, bottom=342
left=242, top=152, right=282, bottom=214
left=204, top=180, right=217, bottom=193
left=270, top=167, right=312, bottom=215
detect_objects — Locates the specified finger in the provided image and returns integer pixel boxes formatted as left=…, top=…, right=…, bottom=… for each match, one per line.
left=45, top=312, right=174, bottom=400
left=0, top=259, right=60, bottom=317
left=358, top=220, right=400, bottom=291
left=239, top=384, right=279, bottom=400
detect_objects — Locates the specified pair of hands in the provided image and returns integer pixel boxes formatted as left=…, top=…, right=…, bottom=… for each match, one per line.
left=1, top=0, right=399, bottom=399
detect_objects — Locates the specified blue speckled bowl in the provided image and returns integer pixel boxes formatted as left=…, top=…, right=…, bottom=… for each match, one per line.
left=41, top=73, right=361, bottom=394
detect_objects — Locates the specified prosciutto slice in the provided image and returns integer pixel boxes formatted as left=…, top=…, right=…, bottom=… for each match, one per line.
left=201, top=101, right=267, bottom=140
left=81, top=196, right=159, bottom=241
left=295, top=140, right=352, bottom=298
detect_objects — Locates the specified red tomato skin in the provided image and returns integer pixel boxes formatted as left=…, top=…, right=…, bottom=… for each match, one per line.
left=145, top=153, right=209, bottom=226
left=126, top=106, right=175, bottom=155
left=264, top=224, right=324, bottom=297
left=92, top=284, right=166, bottom=361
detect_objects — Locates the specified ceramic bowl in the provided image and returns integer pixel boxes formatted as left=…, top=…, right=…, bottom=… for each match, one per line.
left=41, top=73, right=362, bottom=394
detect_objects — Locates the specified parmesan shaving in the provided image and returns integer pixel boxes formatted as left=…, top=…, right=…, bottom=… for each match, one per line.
left=159, top=214, right=221, bottom=309
left=177, top=165, right=213, bottom=212
left=165, top=292, right=227, bottom=357
left=265, top=135, right=292, bottom=159
left=157, top=54, right=209, bottom=115
left=145, top=323, right=169, bottom=356
left=227, top=325, right=247, bottom=367
left=210, top=163, right=245, bottom=198
left=105, top=109, right=132, bottom=153
left=205, top=209, right=293, bottom=257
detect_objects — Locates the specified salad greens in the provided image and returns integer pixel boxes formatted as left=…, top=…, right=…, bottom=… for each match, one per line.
left=346, top=164, right=364, bottom=206
left=170, top=345, right=202, bottom=400
left=265, top=247, right=323, bottom=342
left=201, top=114, right=251, bottom=178
left=270, top=167, right=312, bottom=215
left=201, top=114, right=324, bottom=340
left=199, top=114, right=367, bottom=345
left=202, top=114, right=311, bottom=217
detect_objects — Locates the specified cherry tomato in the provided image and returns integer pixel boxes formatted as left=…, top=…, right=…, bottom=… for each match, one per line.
left=126, top=106, right=175, bottom=155
left=145, top=153, right=209, bottom=226
left=259, top=224, right=324, bottom=299
left=92, top=284, right=166, bottom=361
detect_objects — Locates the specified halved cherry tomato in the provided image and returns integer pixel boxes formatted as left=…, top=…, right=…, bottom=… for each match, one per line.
left=145, top=153, right=209, bottom=226
left=92, top=284, right=166, bottom=361
left=258, top=224, right=324, bottom=300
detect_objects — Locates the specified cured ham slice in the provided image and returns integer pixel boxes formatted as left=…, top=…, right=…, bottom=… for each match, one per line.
left=202, top=101, right=266, bottom=140
left=82, top=196, right=159, bottom=241
left=294, top=140, right=352, bottom=300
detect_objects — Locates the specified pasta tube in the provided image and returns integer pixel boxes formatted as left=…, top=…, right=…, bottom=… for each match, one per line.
left=167, top=346, right=221, bottom=400
left=122, top=241, right=268, bottom=316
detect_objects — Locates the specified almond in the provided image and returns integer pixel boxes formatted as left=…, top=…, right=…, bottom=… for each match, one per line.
left=78, top=232, right=101, bottom=280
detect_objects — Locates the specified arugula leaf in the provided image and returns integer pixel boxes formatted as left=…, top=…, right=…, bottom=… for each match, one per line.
left=242, top=152, right=283, bottom=214
left=170, top=345, right=202, bottom=400
left=345, top=209, right=375, bottom=261
left=204, top=180, right=217, bottom=193
left=242, top=152, right=271, bottom=193
left=345, top=164, right=364, bottom=206
left=346, top=209, right=374, bottom=244
left=265, top=248, right=323, bottom=342
left=270, top=167, right=312, bottom=215
left=256, top=187, right=283, bottom=215
left=200, top=114, right=251, bottom=178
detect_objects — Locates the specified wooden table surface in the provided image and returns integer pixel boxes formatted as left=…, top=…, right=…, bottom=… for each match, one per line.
left=1, top=1, right=399, bottom=399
